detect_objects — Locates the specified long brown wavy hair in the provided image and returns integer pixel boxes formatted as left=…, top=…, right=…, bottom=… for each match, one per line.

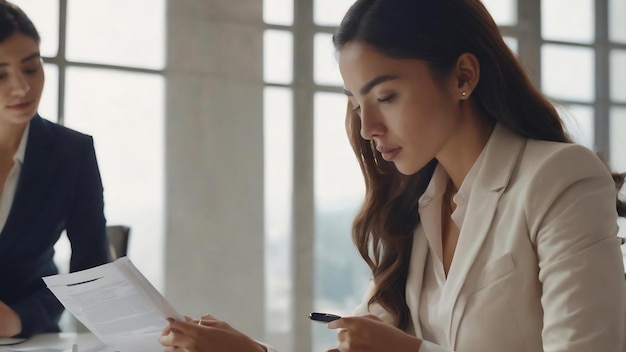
left=333, top=0, right=626, bottom=330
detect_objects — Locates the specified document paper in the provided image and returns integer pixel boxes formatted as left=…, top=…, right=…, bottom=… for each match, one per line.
left=43, top=257, right=183, bottom=352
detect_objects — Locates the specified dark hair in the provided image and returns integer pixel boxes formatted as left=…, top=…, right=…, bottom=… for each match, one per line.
left=0, top=1, right=39, bottom=43
left=333, top=0, right=626, bottom=330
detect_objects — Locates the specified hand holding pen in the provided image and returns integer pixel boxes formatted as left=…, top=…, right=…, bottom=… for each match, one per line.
left=322, top=314, right=423, bottom=352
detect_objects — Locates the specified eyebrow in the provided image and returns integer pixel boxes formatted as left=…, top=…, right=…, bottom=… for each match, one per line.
left=0, top=52, right=41, bottom=67
left=343, top=74, right=399, bottom=96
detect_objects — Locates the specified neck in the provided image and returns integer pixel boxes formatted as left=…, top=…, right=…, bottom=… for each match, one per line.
left=0, top=120, right=28, bottom=155
left=437, top=102, right=494, bottom=190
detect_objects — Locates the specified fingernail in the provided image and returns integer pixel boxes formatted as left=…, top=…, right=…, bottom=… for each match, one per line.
left=167, top=317, right=175, bottom=324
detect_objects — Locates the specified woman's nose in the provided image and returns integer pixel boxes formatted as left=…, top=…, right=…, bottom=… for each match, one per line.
left=10, top=73, right=30, bottom=97
left=359, top=108, right=384, bottom=140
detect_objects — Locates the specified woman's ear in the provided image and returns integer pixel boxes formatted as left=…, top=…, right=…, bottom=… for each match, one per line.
left=454, top=53, right=480, bottom=100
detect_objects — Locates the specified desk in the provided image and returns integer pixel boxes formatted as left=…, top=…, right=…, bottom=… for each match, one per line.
left=3, top=333, right=106, bottom=351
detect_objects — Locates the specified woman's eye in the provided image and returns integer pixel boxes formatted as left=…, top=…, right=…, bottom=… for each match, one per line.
left=24, top=67, right=39, bottom=75
left=349, top=100, right=361, bottom=113
left=377, top=94, right=396, bottom=104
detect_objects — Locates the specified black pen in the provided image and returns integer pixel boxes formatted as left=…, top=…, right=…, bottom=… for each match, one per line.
left=309, top=312, right=342, bottom=323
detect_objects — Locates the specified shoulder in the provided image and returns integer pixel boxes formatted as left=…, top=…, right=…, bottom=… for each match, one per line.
left=34, top=117, right=95, bottom=153
left=519, top=140, right=611, bottom=182
left=513, top=140, right=617, bottom=234
left=507, top=139, right=614, bottom=213
left=40, top=117, right=93, bottom=143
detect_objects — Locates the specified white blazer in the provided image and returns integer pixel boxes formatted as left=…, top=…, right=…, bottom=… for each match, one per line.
left=354, top=124, right=626, bottom=352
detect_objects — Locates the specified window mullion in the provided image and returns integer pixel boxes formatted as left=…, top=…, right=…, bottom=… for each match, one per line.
left=291, top=1, right=315, bottom=352
left=517, top=0, right=542, bottom=88
left=594, top=0, right=610, bottom=158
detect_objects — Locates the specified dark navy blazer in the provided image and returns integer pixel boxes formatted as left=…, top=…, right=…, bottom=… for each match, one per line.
left=0, top=115, right=110, bottom=337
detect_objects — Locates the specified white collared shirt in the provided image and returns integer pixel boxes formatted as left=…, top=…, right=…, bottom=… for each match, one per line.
left=0, top=123, right=30, bottom=233
left=418, top=149, right=486, bottom=347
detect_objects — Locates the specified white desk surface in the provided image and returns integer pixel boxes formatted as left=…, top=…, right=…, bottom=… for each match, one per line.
left=3, top=332, right=105, bottom=351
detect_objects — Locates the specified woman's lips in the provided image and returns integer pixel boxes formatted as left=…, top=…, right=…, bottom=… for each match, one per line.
left=7, top=101, right=33, bottom=110
left=378, top=147, right=401, bottom=161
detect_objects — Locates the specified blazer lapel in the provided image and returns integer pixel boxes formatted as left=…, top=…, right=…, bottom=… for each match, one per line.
left=406, top=224, right=429, bottom=338
left=406, top=166, right=448, bottom=337
left=0, top=116, right=59, bottom=248
left=439, top=125, right=527, bottom=348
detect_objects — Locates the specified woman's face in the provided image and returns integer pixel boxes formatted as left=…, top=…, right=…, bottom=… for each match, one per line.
left=338, top=41, right=464, bottom=175
left=0, top=32, right=44, bottom=126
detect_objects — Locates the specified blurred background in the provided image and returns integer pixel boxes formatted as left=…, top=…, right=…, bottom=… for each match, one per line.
left=15, top=0, right=626, bottom=351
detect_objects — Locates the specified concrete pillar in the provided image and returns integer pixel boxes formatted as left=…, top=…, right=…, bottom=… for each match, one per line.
left=164, top=0, right=265, bottom=341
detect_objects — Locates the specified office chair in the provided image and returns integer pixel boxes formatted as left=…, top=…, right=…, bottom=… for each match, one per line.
left=107, top=225, right=131, bottom=259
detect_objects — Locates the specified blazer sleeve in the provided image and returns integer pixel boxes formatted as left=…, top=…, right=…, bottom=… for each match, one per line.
left=9, top=287, right=64, bottom=337
left=65, top=136, right=111, bottom=271
left=525, top=144, right=626, bottom=351
left=8, top=137, right=110, bottom=337
left=9, top=136, right=111, bottom=337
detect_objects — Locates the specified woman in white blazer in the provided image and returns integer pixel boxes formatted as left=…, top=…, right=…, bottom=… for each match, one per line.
left=324, top=0, right=626, bottom=351
left=158, top=0, right=625, bottom=351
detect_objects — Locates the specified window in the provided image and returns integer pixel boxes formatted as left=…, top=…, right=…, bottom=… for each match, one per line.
left=263, top=0, right=626, bottom=351
left=15, top=0, right=166, bottom=291
left=263, top=8, right=295, bottom=351
left=263, top=1, right=370, bottom=350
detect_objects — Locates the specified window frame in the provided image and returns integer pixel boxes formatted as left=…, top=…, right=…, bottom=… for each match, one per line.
left=42, top=0, right=165, bottom=125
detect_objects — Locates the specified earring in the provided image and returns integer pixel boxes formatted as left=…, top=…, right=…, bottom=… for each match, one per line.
left=461, top=92, right=467, bottom=97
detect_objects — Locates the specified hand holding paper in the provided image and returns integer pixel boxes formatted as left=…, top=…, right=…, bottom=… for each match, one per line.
left=43, top=257, right=182, bottom=352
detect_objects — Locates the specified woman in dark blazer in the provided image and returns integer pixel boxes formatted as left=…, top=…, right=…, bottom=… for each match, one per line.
left=0, top=2, right=110, bottom=338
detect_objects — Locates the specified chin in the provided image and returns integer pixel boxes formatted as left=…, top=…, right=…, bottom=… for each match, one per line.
left=395, top=164, right=419, bottom=176
left=395, top=160, right=431, bottom=176
left=10, top=111, right=37, bottom=124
